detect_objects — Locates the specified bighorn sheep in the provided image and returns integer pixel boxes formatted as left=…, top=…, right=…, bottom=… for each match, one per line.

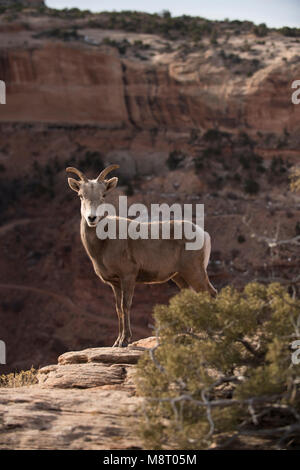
left=66, top=165, right=217, bottom=347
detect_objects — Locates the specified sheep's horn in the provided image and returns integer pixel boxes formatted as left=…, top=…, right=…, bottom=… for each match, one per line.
left=97, top=164, right=120, bottom=182
left=66, top=167, right=88, bottom=182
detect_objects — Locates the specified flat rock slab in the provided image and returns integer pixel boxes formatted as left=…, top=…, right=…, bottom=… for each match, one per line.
left=0, top=385, right=142, bottom=450
left=58, top=347, right=144, bottom=365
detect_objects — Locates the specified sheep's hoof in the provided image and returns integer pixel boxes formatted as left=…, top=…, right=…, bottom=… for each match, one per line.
left=112, top=338, right=130, bottom=348
left=211, top=288, right=218, bottom=298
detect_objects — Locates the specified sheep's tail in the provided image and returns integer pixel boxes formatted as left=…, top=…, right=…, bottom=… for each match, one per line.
left=203, top=231, right=211, bottom=270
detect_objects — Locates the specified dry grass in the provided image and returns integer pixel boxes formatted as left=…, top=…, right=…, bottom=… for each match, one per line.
left=0, top=367, right=38, bottom=388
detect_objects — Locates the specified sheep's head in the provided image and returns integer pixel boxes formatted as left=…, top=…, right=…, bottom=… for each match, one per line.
left=66, top=165, right=119, bottom=227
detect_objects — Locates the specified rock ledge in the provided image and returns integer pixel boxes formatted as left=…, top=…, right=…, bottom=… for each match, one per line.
left=0, top=337, right=157, bottom=450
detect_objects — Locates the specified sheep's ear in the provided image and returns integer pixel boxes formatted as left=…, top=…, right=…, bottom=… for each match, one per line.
left=105, top=177, right=118, bottom=193
left=68, top=178, right=81, bottom=193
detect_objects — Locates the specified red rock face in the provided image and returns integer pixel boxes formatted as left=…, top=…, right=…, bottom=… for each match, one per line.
left=1, top=42, right=299, bottom=136
left=0, top=45, right=124, bottom=124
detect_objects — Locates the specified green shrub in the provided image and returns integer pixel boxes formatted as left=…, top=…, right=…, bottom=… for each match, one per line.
left=135, top=283, right=300, bottom=449
left=233, top=172, right=241, bottom=182
left=220, top=51, right=242, bottom=65
left=253, top=23, right=268, bottom=37
left=279, top=27, right=300, bottom=38
left=270, top=156, right=287, bottom=176
left=102, top=37, right=130, bottom=54
left=239, top=155, right=251, bottom=169
left=244, top=178, right=260, bottom=194
left=78, top=151, right=103, bottom=173
left=203, top=128, right=230, bottom=142
left=166, top=151, right=185, bottom=171
left=33, top=27, right=81, bottom=41
left=133, top=40, right=150, bottom=50
left=210, top=29, right=218, bottom=45
left=194, top=155, right=204, bottom=171
left=160, top=10, right=171, bottom=19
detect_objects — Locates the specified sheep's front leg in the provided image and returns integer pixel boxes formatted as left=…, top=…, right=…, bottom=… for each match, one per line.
left=118, top=277, right=135, bottom=347
left=111, top=281, right=123, bottom=347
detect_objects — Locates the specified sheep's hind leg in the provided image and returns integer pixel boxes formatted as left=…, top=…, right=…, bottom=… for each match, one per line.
left=171, top=273, right=190, bottom=290
left=179, top=269, right=217, bottom=298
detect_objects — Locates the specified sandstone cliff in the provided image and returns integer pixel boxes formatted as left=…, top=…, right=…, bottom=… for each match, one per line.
left=0, top=11, right=299, bottom=176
